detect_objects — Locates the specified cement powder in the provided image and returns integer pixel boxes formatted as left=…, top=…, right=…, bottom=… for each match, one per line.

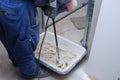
left=35, top=42, right=78, bottom=70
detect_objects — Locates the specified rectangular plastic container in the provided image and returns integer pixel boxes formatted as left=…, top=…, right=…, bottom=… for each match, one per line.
left=35, top=31, right=86, bottom=75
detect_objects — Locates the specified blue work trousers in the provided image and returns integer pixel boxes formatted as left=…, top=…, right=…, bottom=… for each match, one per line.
left=0, top=0, right=40, bottom=77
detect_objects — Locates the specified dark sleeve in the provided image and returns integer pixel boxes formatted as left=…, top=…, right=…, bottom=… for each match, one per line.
left=57, top=0, right=70, bottom=12
left=34, top=0, right=69, bottom=7
left=58, top=0, right=69, bottom=5
left=34, top=0, right=46, bottom=7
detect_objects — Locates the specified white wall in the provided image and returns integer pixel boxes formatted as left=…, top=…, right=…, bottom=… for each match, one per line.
left=86, top=0, right=120, bottom=80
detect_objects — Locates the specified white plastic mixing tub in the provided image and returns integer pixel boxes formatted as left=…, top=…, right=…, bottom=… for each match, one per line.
left=35, top=31, right=86, bottom=75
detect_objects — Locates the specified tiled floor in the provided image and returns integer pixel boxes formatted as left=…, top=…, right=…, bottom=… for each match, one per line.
left=0, top=6, right=90, bottom=80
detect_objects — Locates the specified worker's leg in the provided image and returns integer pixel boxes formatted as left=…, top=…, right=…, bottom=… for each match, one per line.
left=0, top=24, right=18, bottom=66
left=0, top=0, right=40, bottom=77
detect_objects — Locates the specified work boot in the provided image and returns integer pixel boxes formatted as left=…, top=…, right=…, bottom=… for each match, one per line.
left=36, top=58, right=50, bottom=78
left=23, top=64, right=50, bottom=79
left=38, top=65, right=50, bottom=78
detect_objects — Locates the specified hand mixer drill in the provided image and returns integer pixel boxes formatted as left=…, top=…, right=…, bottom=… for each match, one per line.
left=39, top=0, right=69, bottom=64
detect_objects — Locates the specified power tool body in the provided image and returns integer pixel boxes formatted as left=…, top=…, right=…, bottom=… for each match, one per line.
left=35, top=0, right=69, bottom=18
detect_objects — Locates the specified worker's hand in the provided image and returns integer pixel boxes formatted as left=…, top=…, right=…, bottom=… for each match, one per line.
left=67, top=0, right=78, bottom=12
